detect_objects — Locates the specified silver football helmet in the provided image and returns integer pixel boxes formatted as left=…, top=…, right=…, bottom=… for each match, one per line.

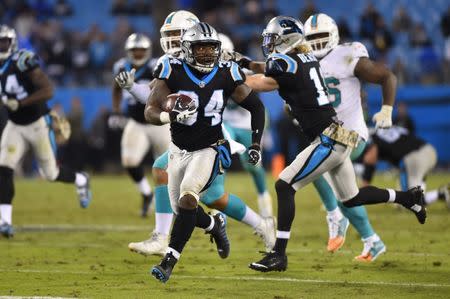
left=124, top=33, right=151, bottom=66
left=262, top=16, right=305, bottom=57
left=181, top=22, right=221, bottom=73
left=0, top=25, right=17, bottom=61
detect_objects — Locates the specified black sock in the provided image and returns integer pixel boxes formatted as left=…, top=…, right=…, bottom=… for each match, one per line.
left=126, top=166, right=144, bottom=183
left=55, top=167, right=76, bottom=183
left=273, top=180, right=296, bottom=255
left=196, top=205, right=212, bottom=230
left=273, top=238, right=288, bottom=255
left=168, top=207, right=197, bottom=254
left=393, top=190, right=414, bottom=207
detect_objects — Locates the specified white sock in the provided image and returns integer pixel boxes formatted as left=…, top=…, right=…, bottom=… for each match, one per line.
left=387, top=188, right=396, bottom=203
left=242, top=206, right=262, bottom=229
left=327, top=207, right=343, bottom=220
left=0, top=204, right=12, bottom=225
left=155, top=213, right=173, bottom=236
left=137, top=178, right=152, bottom=196
left=205, top=215, right=215, bottom=232
left=257, top=191, right=273, bottom=217
left=166, top=247, right=181, bottom=260
left=75, top=173, right=87, bottom=186
left=425, top=190, right=439, bottom=205
left=276, top=230, right=291, bottom=239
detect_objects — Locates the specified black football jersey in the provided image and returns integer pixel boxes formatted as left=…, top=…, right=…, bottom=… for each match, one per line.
left=154, top=56, right=246, bottom=151
left=371, top=126, right=426, bottom=165
left=113, top=58, right=157, bottom=123
left=0, top=50, right=49, bottom=125
left=265, top=52, right=336, bottom=141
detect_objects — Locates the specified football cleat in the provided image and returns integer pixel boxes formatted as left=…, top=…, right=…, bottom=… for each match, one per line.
left=257, top=191, right=273, bottom=217
left=354, top=238, right=386, bottom=262
left=206, top=213, right=230, bottom=259
left=128, top=230, right=168, bottom=256
left=141, top=193, right=153, bottom=218
left=438, top=184, right=450, bottom=209
left=249, top=251, right=287, bottom=272
left=76, top=172, right=92, bottom=208
left=0, top=223, right=14, bottom=238
left=254, top=217, right=276, bottom=252
left=326, top=216, right=349, bottom=253
left=151, top=252, right=178, bottom=283
left=402, top=186, right=426, bottom=224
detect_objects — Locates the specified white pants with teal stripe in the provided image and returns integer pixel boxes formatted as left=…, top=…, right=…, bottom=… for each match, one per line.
left=167, top=142, right=218, bottom=214
left=279, top=135, right=359, bottom=201
left=0, top=116, right=59, bottom=180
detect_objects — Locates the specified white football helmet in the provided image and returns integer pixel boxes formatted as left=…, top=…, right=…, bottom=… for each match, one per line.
left=218, top=33, right=234, bottom=52
left=124, top=33, right=151, bottom=66
left=262, top=16, right=305, bottom=57
left=304, top=13, right=339, bottom=58
left=160, top=10, right=199, bottom=56
left=0, top=25, right=17, bottom=61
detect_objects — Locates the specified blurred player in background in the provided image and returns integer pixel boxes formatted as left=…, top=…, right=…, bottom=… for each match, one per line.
left=0, top=25, right=91, bottom=238
left=245, top=16, right=426, bottom=273
left=220, top=33, right=273, bottom=217
left=359, top=126, right=450, bottom=208
left=144, top=22, right=266, bottom=282
left=112, top=33, right=170, bottom=217
left=119, top=11, right=274, bottom=257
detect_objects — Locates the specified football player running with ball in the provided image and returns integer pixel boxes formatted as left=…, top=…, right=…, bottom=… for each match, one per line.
left=112, top=33, right=170, bottom=217
left=0, top=25, right=91, bottom=238
left=244, top=16, right=426, bottom=272
left=119, top=11, right=275, bottom=258
left=144, top=22, right=266, bottom=283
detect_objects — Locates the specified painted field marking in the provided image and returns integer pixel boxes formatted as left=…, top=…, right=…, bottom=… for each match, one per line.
left=1, top=268, right=449, bottom=289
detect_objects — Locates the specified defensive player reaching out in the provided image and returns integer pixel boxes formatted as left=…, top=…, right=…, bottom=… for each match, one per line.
left=144, top=22, right=266, bottom=283
left=0, top=25, right=91, bottom=238
left=244, top=16, right=426, bottom=272
left=112, top=33, right=170, bottom=217
left=116, top=11, right=275, bottom=257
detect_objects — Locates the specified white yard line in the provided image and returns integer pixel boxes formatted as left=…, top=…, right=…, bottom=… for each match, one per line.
left=0, top=296, right=78, bottom=299
left=15, top=224, right=150, bottom=232
left=1, top=268, right=449, bottom=289
left=173, top=274, right=450, bottom=288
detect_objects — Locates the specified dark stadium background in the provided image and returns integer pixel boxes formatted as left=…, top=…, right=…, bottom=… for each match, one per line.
left=1, top=0, right=449, bottom=174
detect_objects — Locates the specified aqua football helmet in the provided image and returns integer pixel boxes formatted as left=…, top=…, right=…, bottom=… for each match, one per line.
left=304, top=13, right=339, bottom=58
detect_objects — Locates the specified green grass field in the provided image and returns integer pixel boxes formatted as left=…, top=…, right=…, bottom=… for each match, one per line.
left=0, top=172, right=449, bottom=299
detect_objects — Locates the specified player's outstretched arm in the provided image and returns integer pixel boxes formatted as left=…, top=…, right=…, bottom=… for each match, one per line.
left=144, top=79, right=171, bottom=125
left=355, top=58, right=397, bottom=128
left=18, top=68, right=54, bottom=107
left=245, top=74, right=279, bottom=92
left=231, top=83, right=266, bottom=165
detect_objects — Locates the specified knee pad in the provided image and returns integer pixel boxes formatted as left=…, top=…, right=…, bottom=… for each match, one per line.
left=179, top=192, right=198, bottom=210
left=0, top=166, right=14, bottom=204
left=275, top=179, right=295, bottom=198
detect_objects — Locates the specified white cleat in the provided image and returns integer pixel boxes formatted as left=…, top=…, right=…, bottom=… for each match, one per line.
left=254, top=217, right=276, bottom=252
left=128, top=231, right=168, bottom=256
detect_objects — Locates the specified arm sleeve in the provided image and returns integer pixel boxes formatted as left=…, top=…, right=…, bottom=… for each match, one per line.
left=236, top=91, right=265, bottom=145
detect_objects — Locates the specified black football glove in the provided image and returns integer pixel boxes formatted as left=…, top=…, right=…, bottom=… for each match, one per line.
left=248, top=143, right=261, bottom=165
left=233, top=51, right=252, bottom=69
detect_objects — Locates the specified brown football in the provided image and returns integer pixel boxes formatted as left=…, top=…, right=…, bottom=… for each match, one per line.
left=164, top=93, right=195, bottom=112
